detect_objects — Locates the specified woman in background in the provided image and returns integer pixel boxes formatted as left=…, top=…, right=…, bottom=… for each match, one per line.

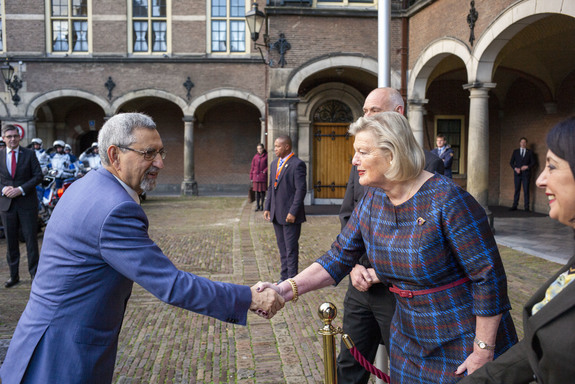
left=250, top=143, right=268, bottom=211
left=459, top=117, right=575, bottom=384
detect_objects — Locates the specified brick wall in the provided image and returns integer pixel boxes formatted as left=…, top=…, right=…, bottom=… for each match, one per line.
left=267, top=15, right=402, bottom=70
left=408, top=0, right=517, bottom=69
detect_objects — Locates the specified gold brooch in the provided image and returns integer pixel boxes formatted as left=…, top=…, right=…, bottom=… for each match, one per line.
left=416, top=217, right=426, bottom=226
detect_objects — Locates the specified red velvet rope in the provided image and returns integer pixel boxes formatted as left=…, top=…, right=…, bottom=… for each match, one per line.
left=349, top=346, right=391, bottom=383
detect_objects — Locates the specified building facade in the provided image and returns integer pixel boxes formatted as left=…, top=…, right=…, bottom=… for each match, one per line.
left=0, top=0, right=573, bottom=212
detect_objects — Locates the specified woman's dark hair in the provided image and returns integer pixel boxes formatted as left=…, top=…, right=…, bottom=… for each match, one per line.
left=547, top=116, right=575, bottom=178
left=257, top=143, right=267, bottom=154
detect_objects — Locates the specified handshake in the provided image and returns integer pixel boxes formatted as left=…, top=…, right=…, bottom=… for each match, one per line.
left=249, top=281, right=286, bottom=319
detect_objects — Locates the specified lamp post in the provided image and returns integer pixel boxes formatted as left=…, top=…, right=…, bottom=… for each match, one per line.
left=0, top=59, right=23, bottom=106
left=245, top=2, right=270, bottom=65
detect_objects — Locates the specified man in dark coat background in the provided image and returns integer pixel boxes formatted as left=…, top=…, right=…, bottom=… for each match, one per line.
left=431, top=134, right=454, bottom=178
left=0, top=124, right=43, bottom=288
left=264, top=135, right=306, bottom=283
left=509, top=137, right=536, bottom=211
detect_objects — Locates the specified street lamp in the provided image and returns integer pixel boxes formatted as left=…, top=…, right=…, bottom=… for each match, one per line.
left=245, top=2, right=267, bottom=42
left=245, top=2, right=270, bottom=64
left=0, top=59, right=23, bottom=106
left=245, top=2, right=291, bottom=68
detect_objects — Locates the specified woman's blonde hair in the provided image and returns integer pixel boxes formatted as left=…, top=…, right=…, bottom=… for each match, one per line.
left=349, top=111, right=425, bottom=181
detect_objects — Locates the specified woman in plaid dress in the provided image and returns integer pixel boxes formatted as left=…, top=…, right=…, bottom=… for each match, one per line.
left=258, top=112, right=517, bottom=383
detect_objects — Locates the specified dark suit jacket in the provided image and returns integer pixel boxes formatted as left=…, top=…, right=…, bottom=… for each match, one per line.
left=424, top=150, right=445, bottom=175
left=431, top=146, right=454, bottom=177
left=265, top=154, right=306, bottom=225
left=0, top=168, right=252, bottom=383
left=459, top=255, right=575, bottom=384
left=0, top=146, right=43, bottom=212
left=510, top=148, right=536, bottom=172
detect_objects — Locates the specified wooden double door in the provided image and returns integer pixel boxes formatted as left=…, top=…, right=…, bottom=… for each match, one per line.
left=312, top=122, right=355, bottom=199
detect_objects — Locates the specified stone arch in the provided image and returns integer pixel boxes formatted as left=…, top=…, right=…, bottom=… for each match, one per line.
left=187, top=88, right=266, bottom=118
left=407, top=37, right=471, bottom=101
left=112, top=89, right=188, bottom=114
left=285, top=54, right=384, bottom=98
left=298, top=82, right=365, bottom=125
left=473, top=0, right=575, bottom=83
left=26, top=89, right=111, bottom=118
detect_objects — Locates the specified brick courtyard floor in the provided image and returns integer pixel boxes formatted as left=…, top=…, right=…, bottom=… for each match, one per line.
left=0, top=196, right=563, bottom=383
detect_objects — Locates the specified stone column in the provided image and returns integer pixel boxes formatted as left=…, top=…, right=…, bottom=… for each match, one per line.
left=267, top=98, right=299, bottom=149
left=260, top=117, right=266, bottom=145
left=181, top=116, right=198, bottom=196
left=26, top=119, right=37, bottom=143
left=463, top=83, right=496, bottom=218
left=407, top=99, right=428, bottom=147
left=289, top=101, right=298, bottom=154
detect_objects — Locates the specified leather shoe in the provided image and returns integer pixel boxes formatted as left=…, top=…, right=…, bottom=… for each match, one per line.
left=5, top=276, right=20, bottom=288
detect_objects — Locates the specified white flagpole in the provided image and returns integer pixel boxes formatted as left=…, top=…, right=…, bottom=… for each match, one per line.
left=378, top=0, right=391, bottom=87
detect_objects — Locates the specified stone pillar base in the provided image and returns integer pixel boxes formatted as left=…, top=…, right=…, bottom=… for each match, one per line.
left=181, top=180, right=198, bottom=196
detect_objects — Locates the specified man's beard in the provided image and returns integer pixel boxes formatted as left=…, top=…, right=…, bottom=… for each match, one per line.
left=140, top=166, right=160, bottom=192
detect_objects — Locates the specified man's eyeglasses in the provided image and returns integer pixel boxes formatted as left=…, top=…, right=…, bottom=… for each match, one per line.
left=117, top=146, right=167, bottom=161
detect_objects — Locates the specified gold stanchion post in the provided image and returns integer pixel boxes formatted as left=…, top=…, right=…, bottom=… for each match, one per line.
left=318, top=302, right=341, bottom=384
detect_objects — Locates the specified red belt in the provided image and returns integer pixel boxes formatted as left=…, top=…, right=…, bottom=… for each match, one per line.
left=389, top=277, right=471, bottom=298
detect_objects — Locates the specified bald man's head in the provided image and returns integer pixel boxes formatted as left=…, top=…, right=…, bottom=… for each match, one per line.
left=362, top=88, right=405, bottom=117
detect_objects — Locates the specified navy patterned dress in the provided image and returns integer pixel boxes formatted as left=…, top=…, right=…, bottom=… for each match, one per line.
left=317, top=174, right=518, bottom=384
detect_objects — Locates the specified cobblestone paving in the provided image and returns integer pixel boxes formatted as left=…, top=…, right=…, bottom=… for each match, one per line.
left=0, top=196, right=565, bottom=383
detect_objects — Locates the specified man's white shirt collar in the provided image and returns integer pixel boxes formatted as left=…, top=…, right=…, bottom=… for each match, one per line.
left=112, top=175, right=141, bottom=204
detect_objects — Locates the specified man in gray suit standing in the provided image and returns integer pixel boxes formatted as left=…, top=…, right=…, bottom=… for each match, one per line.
left=264, top=135, right=307, bottom=283
left=0, top=124, right=43, bottom=288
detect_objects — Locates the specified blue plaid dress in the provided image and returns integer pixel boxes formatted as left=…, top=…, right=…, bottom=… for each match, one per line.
left=317, top=175, right=517, bottom=384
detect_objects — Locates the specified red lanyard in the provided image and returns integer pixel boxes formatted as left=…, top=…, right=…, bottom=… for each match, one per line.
left=274, top=153, right=294, bottom=189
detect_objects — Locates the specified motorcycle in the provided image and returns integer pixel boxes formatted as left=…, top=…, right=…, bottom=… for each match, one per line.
left=37, top=170, right=77, bottom=229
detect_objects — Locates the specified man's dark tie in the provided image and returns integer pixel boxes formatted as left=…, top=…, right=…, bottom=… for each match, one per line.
left=11, top=150, right=16, bottom=178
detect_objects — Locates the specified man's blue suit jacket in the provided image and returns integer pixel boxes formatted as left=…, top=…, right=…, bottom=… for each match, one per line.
left=0, top=168, right=252, bottom=384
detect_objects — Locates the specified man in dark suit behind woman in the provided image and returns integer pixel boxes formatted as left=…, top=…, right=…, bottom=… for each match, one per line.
left=264, top=135, right=306, bottom=283
left=0, top=125, right=43, bottom=288
left=509, top=137, right=536, bottom=211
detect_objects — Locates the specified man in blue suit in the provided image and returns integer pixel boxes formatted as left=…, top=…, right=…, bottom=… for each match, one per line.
left=264, top=135, right=306, bottom=283
left=0, top=113, right=284, bottom=384
left=431, top=134, right=454, bottom=178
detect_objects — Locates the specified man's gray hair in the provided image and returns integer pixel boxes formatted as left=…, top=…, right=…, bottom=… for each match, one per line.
left=98, top=113, right=156, bottom=166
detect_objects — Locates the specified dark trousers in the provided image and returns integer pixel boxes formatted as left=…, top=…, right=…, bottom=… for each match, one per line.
left=513, top=171, right=531, bottom=209
left=1, top=206, right=39, bottom=279
left=337, top=280, right=396, bottom=384
left=272, top=220, right=301, bottom=280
